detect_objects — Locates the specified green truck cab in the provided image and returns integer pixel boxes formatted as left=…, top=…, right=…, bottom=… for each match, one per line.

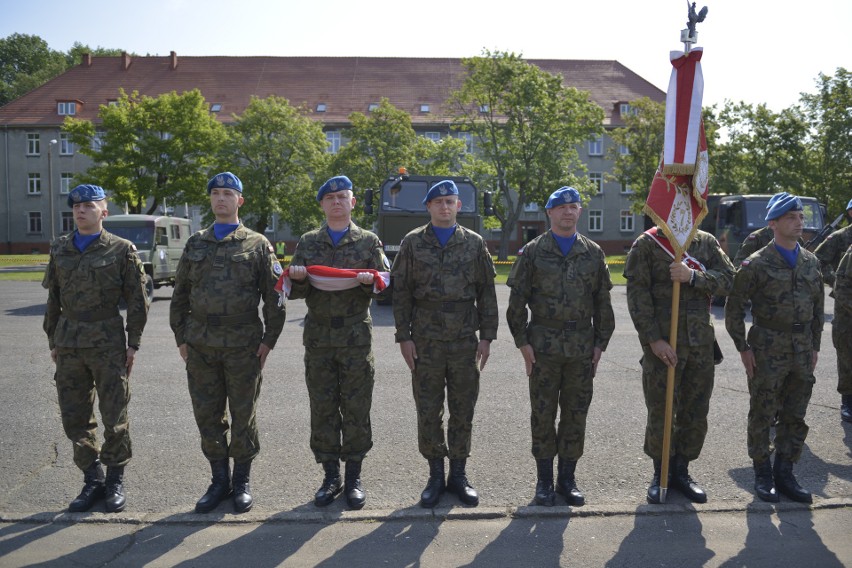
left=102, top=214, right=191, bottom=302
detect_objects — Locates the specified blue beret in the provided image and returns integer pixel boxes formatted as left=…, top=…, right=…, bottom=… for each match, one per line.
left=317, top=175, right=353, bottom=201
left=766, top=192, right=789, bottom=209
left=846, top=198, right=852, bottom=211
left=67, top=184, right=106, bottom=208
left=207, top=172, right=243, bottom=194
left=766, top=194, right=803, bottom=221
left=545, top=186, right=581, bottom=209
left=423, top=180, right=459, bottom=204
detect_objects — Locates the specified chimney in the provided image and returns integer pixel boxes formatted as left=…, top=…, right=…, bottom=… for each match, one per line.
left=170, top=51, right=178, bottom=70
left=83, top=53, right=92, bottom=67
left=121, top=51, right=131, bottom=70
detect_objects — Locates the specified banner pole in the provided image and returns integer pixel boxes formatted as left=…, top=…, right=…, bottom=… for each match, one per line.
left=659, top=252, right=683, bottom=503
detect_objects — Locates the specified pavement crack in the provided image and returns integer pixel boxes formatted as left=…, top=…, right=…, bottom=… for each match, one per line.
left=97, top=525, right=142, bottom=568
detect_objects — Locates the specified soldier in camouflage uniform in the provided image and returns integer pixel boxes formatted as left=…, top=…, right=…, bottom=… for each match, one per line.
left=506, top=187, right=614, bottom=507
left=834, top=244, right=852, bottom=422
left=288, top=175, right=388, bottom=510
left=43, top=184, right=148, bottom=513
left=732, top=192, right=791, bottom=266
left=725, top=195, right=824, bottom=503
left=170, top=172, right=285, bottom=514
left=624, top=226, right=734, bottom=504
left=392, top=179, right=499, bottom=508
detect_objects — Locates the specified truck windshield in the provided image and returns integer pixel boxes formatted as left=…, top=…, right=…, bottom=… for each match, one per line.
left=105, top=225, right=155, bottom=248
left=744, top=199, right=823, bottom=231
left=382, top=180, right=476, bottom=213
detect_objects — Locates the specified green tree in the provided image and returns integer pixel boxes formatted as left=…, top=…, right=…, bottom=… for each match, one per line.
left=219, top=95, right=329, bottom=235
left=65, top=42, right=126, bottom=67
left=0, top=33, right=67, bottom=106
left=448, top=50, right=605, bottom=260
left=801, top=68, right=852, bottom=217
left=63, top=88, right=225, bottom=214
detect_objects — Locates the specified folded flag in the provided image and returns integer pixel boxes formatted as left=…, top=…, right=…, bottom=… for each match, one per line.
left=275, top=265, right=390, bottom=300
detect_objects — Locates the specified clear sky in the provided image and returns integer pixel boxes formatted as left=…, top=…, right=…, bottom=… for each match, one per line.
left=2, top=0, right=849, bottom=111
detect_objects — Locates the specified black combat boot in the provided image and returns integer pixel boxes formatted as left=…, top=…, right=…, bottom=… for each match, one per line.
left=314, top=460, right=342, bottom=507
left=841, top=395, right=852, bottom=423
left=68, top=459, right=106, bottom=512
left=195, top=459, right=231, bottom=514
left=420, top=458, right=445, bottom=508
left=233, top=460, right=253, bottom=513
left=446, top=458, right=479, bottom=506
left=534, top=458, right=555, bottom=506
left=344, top=460, right=366, bottom=510
left=104, top=466, right=126, bottom=513
left=555, top=457, right=585, bottom=507
left=647, top=459, right=663, bottom=504
left=753, top=458, right=779, bottom=502
left=671, top=455, right=707, bottom=503
left=773, top=456, right=812, bottom=503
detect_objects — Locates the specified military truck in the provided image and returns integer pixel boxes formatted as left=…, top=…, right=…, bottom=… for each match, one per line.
left=102, top=214, right=191, bottom=302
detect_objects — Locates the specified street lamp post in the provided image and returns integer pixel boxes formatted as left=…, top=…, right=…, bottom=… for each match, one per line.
left=47, top=139, right=57, bottom=243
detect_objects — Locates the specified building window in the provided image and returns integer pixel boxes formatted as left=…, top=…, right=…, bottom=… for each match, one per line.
left=61, top=211, right=74, bottom=233
left=620, top=210, right=635, bottom=232
left=28, top=212, right=42, bottom=233
left=619, top=144, right=630, bottom=155
left=60, top=133, right=74, bottom=155
left=621, top=181, right=633, bottom=194
left=368, top=103, right=379, bottom=112
left=479, top=104, right=489, bottom=113
left=619, top=103, right=635, bottom=117
left=316, top=103, right=327, bottom=112
left=588, top=135, right=603, bottom=156
left=420, top=104, right=430, bottom=113
left=92, top=130, right=105, bottom=151
left=28, top=173, right=41, bottom=195
left=107, top=100, right=119, bottom=107
left=588, top=210, right=603, bottom=232
left=57, top=101, right=77, bottom=115
left=524, top=202, right=539, bottom=212
left=60, top=173, right=74, bottom=194
left=589, top=172, right=603, bottom=194
left=27, top=133, right=40, bottom=155
left=424, top=132, right=441, bottom=142
left=210, top=103, right=222, bottom=113
left=457, top=131, right=473, bottom=153
left=326, top=131, right=341, bottom=154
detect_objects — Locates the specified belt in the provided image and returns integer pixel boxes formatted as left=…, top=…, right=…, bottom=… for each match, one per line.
left=754, top=318, right=806, bottom=333
left=532, top=316, right=592, bottom=331
left=309, top=311, right=369, bottom=329
left=415, top=299, right=475, bottom=313
left=63, top=307, right=120, bottom=322
left=191, top=311, right=258, bottom=326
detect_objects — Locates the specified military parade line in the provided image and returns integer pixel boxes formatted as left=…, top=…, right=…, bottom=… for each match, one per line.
left=42, top=173, right=852, bottom=516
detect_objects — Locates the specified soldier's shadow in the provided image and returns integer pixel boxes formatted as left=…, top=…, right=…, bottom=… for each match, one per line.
left=605, top=506, right=713, bottom=567
left=459, top=512, right=570, bottom=567
left=0, top=511, right=67, bottom=558
left=4, top=304, right=45, bottom=317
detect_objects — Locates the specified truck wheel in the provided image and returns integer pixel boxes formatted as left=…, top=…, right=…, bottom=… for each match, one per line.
left=145, top=276, right=154, bottom=305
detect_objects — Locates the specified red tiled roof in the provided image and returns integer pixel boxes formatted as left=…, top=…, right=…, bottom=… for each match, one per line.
left=0, top=54, right=664, bottom=128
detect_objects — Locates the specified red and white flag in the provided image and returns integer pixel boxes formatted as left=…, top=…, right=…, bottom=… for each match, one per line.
left=663, top=48, right=703, bottom=176
left=275, top=265, right=390, bottom=300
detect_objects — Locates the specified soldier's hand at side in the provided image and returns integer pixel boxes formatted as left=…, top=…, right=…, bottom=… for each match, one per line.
left=670, top=261, right=693, bottom=283
left=739, top=349, right=756, bottom=379
left=811, top=350, right=819, bottom=372
left=356, top=272, right=374, bottom=285
left=178, top=343, right=188, bottom=362
left=289, top=265, right=307, bottom=281
left=519, top=344, right=536, bottom=376
left=126, top=347, right=137, bottom=377
left=650, top=339, right=677, bottom=368
left=476, top=340, right=491, bottom=371
left=399, top=340, right=418, bottom=371
left=257, top=343, right=271, bottom=369
left=50, top=348, right=57, bottom=364
left=592, top=346, right=603, bottom=377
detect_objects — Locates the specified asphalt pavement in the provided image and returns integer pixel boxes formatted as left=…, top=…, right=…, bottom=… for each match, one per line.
left=0, top=280, right=850, bottom=567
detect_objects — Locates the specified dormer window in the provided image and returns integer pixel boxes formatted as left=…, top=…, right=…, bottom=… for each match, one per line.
left=420, top=104, right=430, bottom=113
left=210, top=103, right=222, bottom=113
left=368, top=103, right=379, bottom=112
left=316, top=103, right=327, bottom=112
left=57, top=101, right=77, bottom=115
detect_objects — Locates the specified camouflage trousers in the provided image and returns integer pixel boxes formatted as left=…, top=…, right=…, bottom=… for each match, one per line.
left=411, top=336, right=480, bottom=460
left=185, top=343, right=262, bottom=463
left=304, top=345, right=375, bottom=462
left=748, top=348, right=814, bottom=463
left=528, top=352, right=594, bottom=460
left=54, top=345, right=131, bottom=470
left=832, top=320, right=852, bottom=395
left=641, top=343, right=715, bottom=462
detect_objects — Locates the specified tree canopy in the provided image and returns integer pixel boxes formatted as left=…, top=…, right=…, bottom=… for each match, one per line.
left=0, top=33, right=67, bottom=106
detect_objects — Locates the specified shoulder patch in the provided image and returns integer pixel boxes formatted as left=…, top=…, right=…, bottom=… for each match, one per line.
left=273, top=261, right=283, bottom=276
left=518, top=245, right=526, bottom=256
left=267, top=244, right=275, bottom=253
left=746, top=234, right=757, bottom=241
left=740, top=259, right=750, bottom=267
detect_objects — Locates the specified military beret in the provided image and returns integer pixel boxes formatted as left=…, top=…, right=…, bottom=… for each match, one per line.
left=423, top=180, right=459, bottom=204
left=207, top=171, right=243, bottom=194
left=766, top=192, right=789, bottom=209
left=317, top=175, right=353, bottom=201
left=846, top=198, right=852, bottom=211
left=545, top=186, right=581, bottom=209
left=766, top=194, right=803, bottom=221
left=67, top=184, right=106, bottom=208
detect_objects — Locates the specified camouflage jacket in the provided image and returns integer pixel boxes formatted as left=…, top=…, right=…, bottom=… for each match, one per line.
left=725, top=241, right=824, bottom=354
left=43, top=230, right=148, bottom=350
left=834, top=245, right=852, bottom=330
left=392, top=223, right=498, bottom=343
left=734, top=226, right=774, bottom=266
left=814, top=224, right=852, bottom=287
left=624, top=230, right=734, bottom=347
left=506, top=231, right=614, bottom=358
left=170, top=224, right=285, bottom=349
left=288, top=221, right=388, bottom=349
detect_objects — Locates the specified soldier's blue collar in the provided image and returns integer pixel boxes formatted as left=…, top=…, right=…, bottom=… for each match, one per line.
left=327, top=225, right=350, bottom=246
left=73, top=231, right=101, bottom=252
left=213, top=223, right=239, bottom=240
left=774, top=242, right=799, bottom=268
left=432, top=224, right=457, bottom=247
left=551, top=231, right=577, bottom=256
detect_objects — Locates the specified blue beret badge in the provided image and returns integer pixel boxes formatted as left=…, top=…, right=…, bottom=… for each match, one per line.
left=317, top=175, right=353, bottom=201
left=545, top=186, right=581, bottom=209
left=207, top=171, right=243, bottom=194
left=67, top=184, right=106, bottom=208
left=423, top=180, right=459, bottom=204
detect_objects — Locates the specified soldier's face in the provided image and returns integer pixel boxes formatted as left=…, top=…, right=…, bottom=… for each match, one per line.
left=210, top=188, right=244, bottom=222
left=547, top=202, right=581, bottom=235
left=770, top=210, right=804, bottom=241
left=73, top=200, right=107, bottom=235
left=320, top=190, right=355, bottom=222
left=426, top=195, right=461, bottom=228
